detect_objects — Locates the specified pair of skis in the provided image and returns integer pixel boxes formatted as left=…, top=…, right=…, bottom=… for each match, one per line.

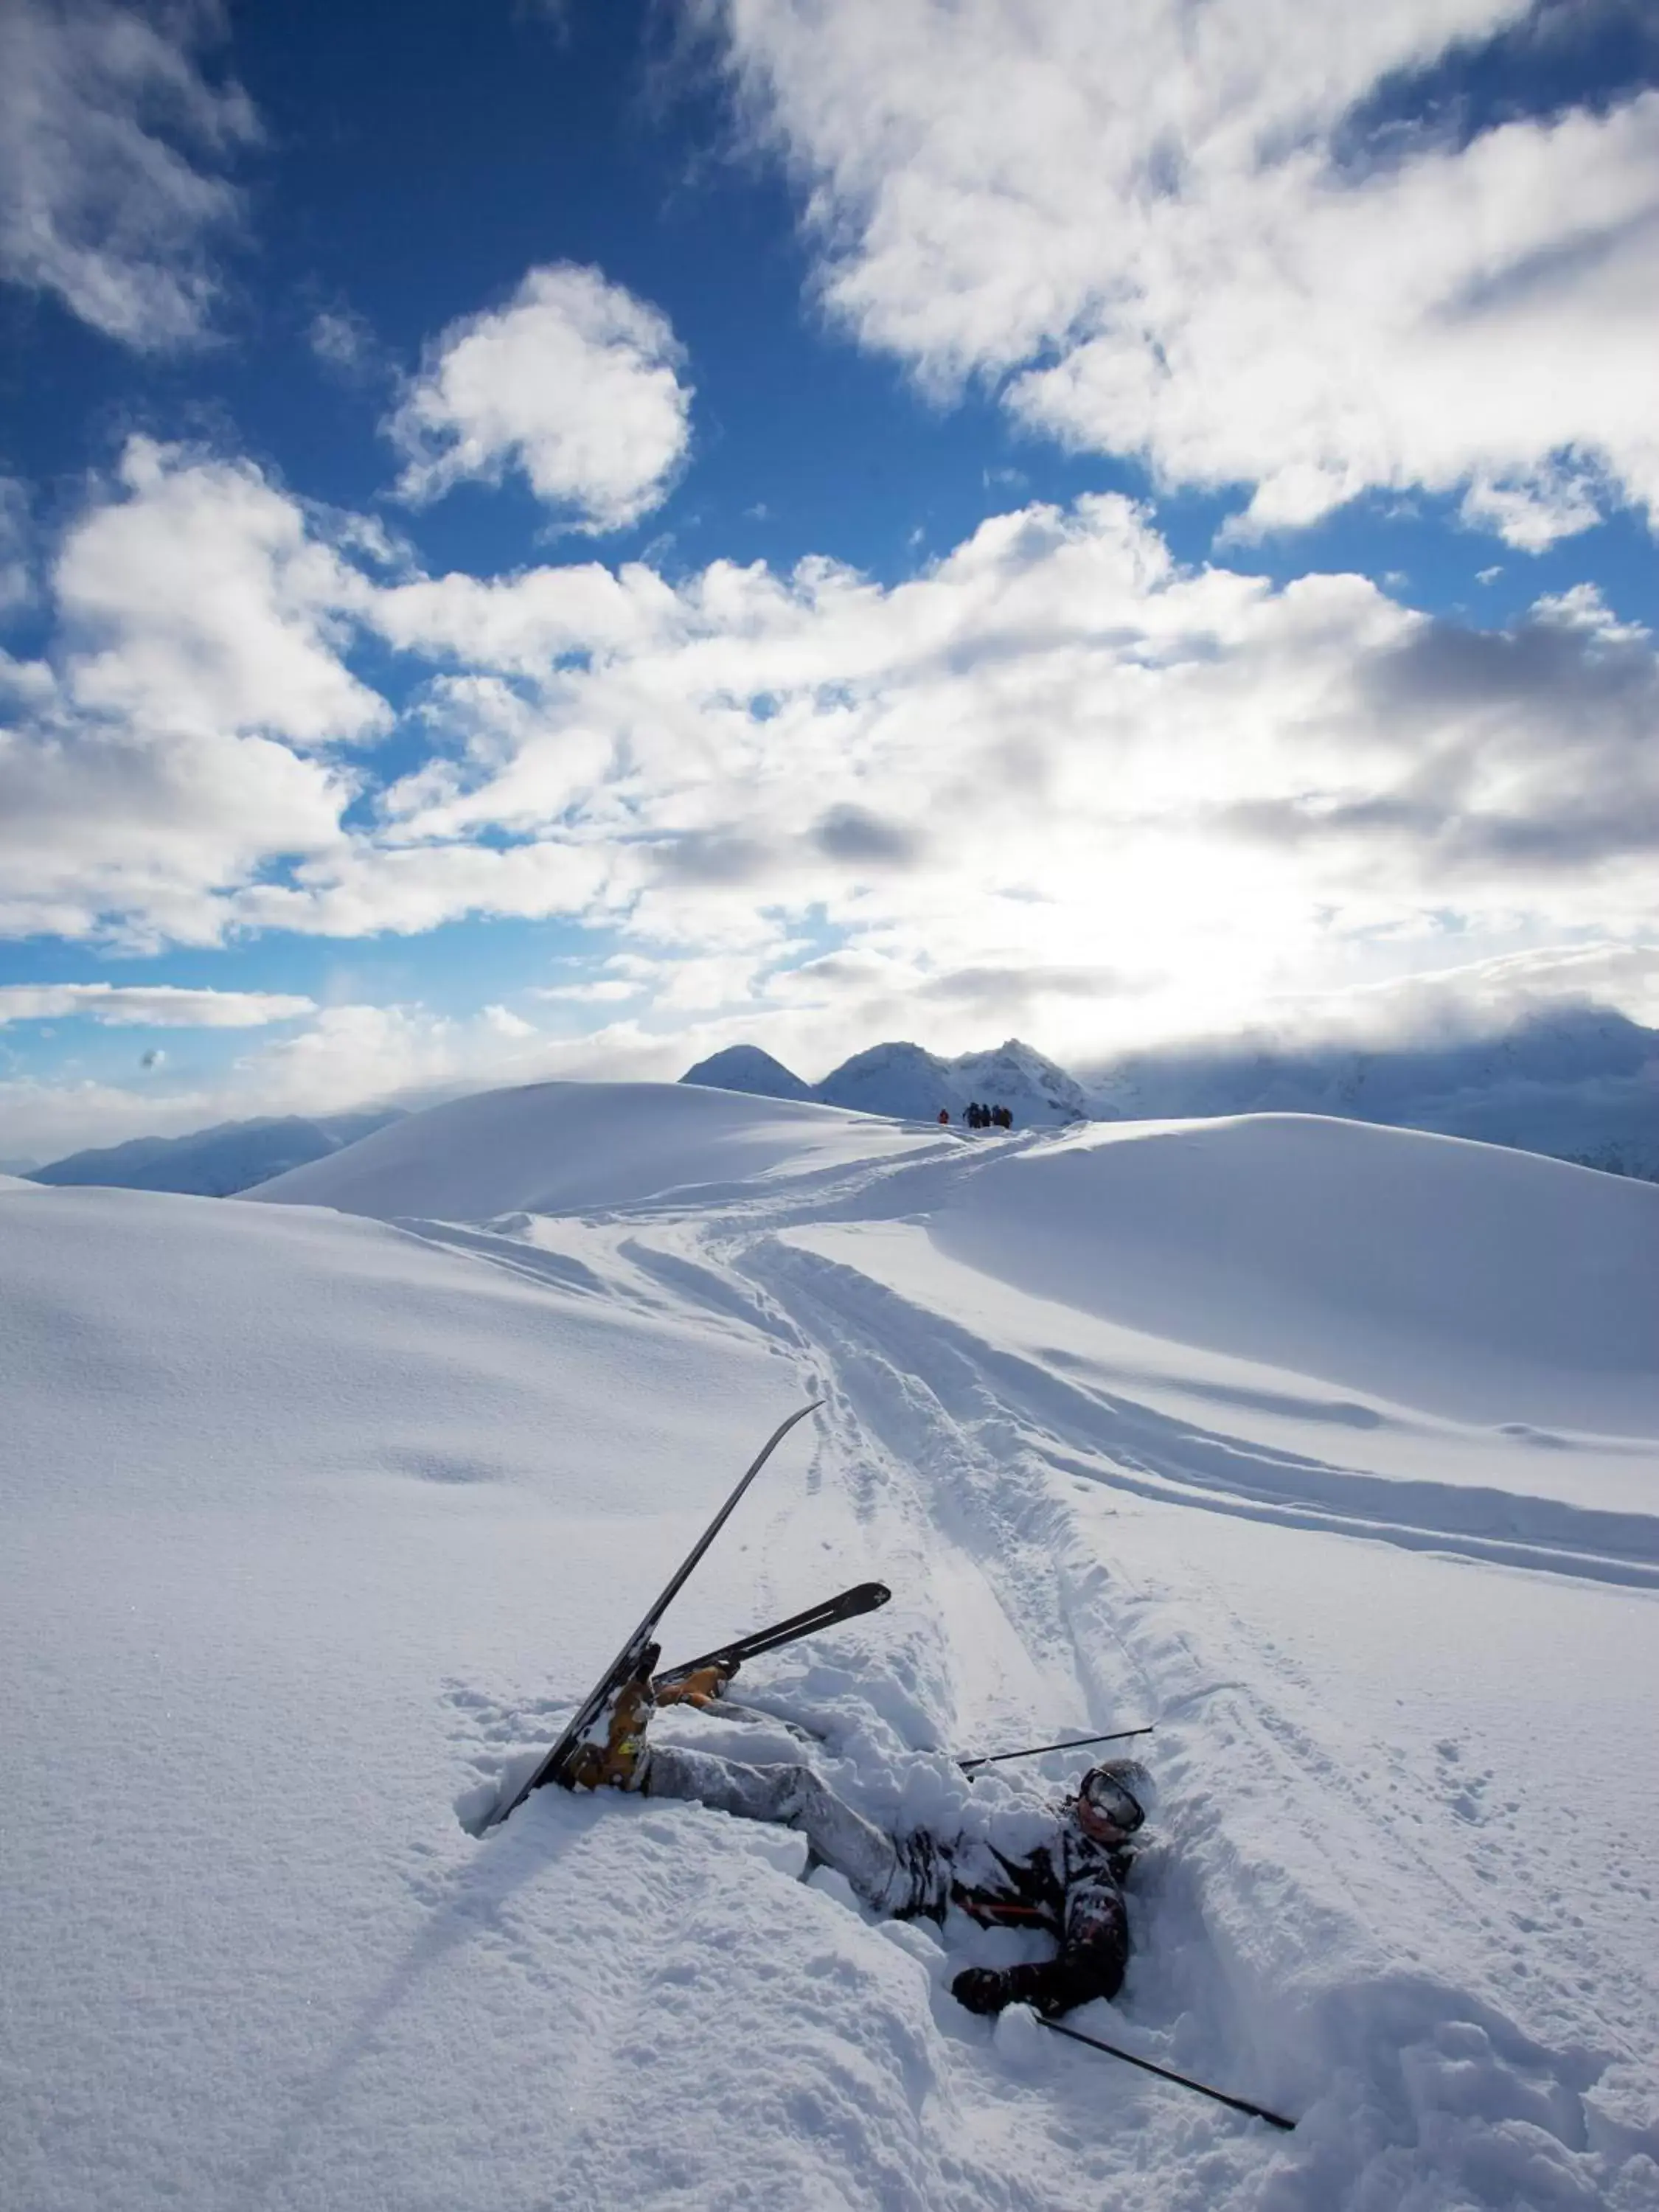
left=484, top=1401, right=853, bottom=1830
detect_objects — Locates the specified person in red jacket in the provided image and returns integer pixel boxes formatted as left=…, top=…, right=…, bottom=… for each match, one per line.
left=563, top=1663, right=1142, bottom=2017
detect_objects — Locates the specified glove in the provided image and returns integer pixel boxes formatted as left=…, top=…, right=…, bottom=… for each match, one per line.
left=951, top=1967, right=1011, bottom=2017
left=1001, top=1961, right=1087, bottom=2018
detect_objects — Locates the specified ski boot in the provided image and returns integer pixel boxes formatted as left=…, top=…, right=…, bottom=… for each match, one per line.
left=566, top=1652, right=658, bottom=1792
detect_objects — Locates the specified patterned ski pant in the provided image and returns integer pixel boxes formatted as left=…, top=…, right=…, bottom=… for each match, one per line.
left=641, top=1745, right=944, bottom=1919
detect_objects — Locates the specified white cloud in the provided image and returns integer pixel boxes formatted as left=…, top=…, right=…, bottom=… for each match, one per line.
left=308, top=305, right=375, bottom=379
left=236, top=1001, right=697, bottom=1115
left=706, top=0, right=1659, bottom=543
left=1460, top=467, right=1607, bottom=554
left=531, top=978, right=641, bottom=1004
left=0, top=1001, right=705, bottom=1162
left=229, top=839, right=617, bottom=942
left=9, top=937, right=1658, bottom=1162
left=0, top=1006, right=500, bottom=1164
left=347, top=495, right=1659, bottom=1062
left=58, top=438, right=390, bottom=746
left=356, top=491, right=1659, bottom=1054
left=1087, top=942, right=1659, bottom=1082
left=7, top=429, right=1656, bottom=1060
left=236, top=1001, right=493, bottom=1113
left=1338, top=943, right=1659, bottom=1043
left=389, top=264, right=692, bottom=529
left=0, top=0, right=257, bottom=350
left=0, top=439, right=375, bottom=947
left=0, top=711, right=352, bottom=947
left=0, top=983, right=314, bottom=1027
left=0, top=479, right=33, bottom=616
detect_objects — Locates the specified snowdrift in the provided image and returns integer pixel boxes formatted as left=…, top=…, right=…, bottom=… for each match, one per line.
left=254, top=1077, right=942, bottom=1220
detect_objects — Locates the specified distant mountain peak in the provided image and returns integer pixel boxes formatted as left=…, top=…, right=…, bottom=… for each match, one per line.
left=943, top=1037, right=1095, bottom=1123
left=777, top=1035, right=1093, bottom=1127
left=29, top=1108, right=403, bottom=1197
left=680, top=1045, right=813, bottom=1102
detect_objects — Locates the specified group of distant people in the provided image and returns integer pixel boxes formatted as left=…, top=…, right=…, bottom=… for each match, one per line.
left=937, top=1102, right=1014, bottom=1129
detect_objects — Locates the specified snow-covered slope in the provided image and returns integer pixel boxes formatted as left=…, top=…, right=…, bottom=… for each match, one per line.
left=5, top=1091, right=1657, bottom=2211
left=925, top=1113, right=1659, bottom=1432
left=254, top=1078, right=946, bottom=1220
left=0, top=1179, right=831, bottom=2211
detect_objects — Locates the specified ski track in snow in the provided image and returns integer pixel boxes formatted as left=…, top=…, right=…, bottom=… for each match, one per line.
left=386, top=1127, right=1659, bottom=2212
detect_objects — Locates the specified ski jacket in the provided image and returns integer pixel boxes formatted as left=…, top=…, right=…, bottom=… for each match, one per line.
left=942, top=1826, right=1131, bottom=2015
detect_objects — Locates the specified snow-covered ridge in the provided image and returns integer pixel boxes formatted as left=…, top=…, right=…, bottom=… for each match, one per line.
left=253, top=1077, right=947, bottom=1220
left=6, top=1084, right=1657, bottom=2209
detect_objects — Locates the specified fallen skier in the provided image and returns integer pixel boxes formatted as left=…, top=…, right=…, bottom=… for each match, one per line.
left=561, top=1660, right=1144, bottom=2020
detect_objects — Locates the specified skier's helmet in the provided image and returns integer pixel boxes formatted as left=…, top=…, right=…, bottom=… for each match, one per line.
left=1075, top=1764, right=1145, bottom=1842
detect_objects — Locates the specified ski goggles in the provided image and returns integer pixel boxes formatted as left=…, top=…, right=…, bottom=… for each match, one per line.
left=1079, top=1767, right=1145, bottom=1834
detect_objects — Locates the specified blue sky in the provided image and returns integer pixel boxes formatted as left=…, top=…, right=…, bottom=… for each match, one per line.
left=1, top=0, right=1656, bottom=1159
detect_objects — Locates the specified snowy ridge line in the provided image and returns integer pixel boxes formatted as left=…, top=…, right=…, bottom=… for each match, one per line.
left=249, top=1077, right=960, bottom=1225
left=754, top=1237, right=1659, bottom=1587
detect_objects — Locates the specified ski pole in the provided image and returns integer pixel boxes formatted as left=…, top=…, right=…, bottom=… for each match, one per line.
left=1035, top=2017, right=1295, bottom=2131
left=959, top=1724, right=1155, bottom=1773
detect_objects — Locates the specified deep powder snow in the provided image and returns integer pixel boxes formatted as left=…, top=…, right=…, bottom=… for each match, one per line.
left=3, top=1086, right=1656, bottom=2211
